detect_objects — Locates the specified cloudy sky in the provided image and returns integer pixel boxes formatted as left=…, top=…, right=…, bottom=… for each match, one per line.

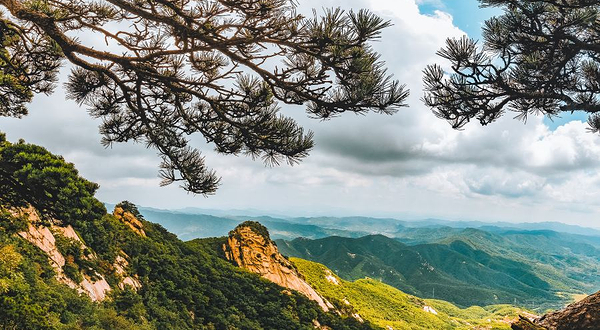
left=2, top=0, right=600, bottom=227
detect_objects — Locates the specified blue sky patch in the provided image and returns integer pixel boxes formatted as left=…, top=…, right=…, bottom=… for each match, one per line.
left=543, top=112, right=589, bottom=130
left=417, top=0, right=501, bottom=39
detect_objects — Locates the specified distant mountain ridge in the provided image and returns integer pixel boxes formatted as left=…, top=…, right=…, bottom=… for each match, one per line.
left=416, top=219, right=600, bottom=238
left=127, top=206, right=370, bottom=241
left=108, top=204, right=600, bottom=239
left=277, top=235, right=558, bottom=309
left=276, top=231, right=600, bottom=311
left=106, top=205, right=600, bottom=311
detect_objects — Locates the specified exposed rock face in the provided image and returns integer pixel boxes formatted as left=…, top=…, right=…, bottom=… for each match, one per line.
left=16, top=207, right=111, bottom=301
left=511, top=316, right=547, bottom=330
left=537, top=291, right=600, bottom=330
left=512, top=291, right=600, bottom=330
left=15, top=206, right=141, bottom=301
left=114, top=253, right=142, bottom=290
left=223, top=222, right=334, bottom=312
left=16, top=209, right=65, bottom=272
left=113, top=206, right=146, bottom=237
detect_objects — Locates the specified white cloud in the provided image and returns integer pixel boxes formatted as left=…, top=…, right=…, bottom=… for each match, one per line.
left=1, top=0, right=599, bottom=227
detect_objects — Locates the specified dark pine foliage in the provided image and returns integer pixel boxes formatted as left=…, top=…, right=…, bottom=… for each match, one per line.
left=423, top=0, right=600, bottom=130
left=0, top=132, right=106, bottom=226
left=116, top=201, right=145, bottom=220
left=0, top=0, right=408, bottom=195
left=231, top=221, right=272, bottom=241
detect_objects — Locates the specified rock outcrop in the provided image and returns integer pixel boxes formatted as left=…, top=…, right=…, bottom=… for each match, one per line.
left=223, top=221, right=334, bottom=312
left=511, top=316, right=548, bottom=330
left=537, top=291, right=600, bottom=330
left=16, top=207, right=111, bottom=301
left=15, top=206, right=142, bottom=301
left=512, top=291, right=600, bottom=330
left=113, top=206, right=146, bottom=237
left=114, top=253, right=142, bottom=290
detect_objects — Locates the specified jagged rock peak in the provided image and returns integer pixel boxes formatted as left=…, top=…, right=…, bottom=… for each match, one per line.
left=512, top=291, right=600, bottom=330
left=113, top=205, right=146, bottom=237
left=223, top=221, right=334, bottom=312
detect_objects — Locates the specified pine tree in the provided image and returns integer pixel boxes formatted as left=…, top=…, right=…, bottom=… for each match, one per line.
left=423, top=0, right=599, bottom=131
left=0, top=0, right=408, bottom=194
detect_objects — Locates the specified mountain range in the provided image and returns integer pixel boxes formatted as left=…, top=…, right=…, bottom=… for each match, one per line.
left=3, top=137, right=599, bottom=329
left=278, top=229, right=600, bottom=309
left=121, top=204, right=600, bottom=241
left=125, top=205, right=600, bottom=311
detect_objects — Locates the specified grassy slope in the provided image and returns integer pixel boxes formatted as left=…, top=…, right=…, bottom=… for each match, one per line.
left=292, top=257, right=525, bottom=330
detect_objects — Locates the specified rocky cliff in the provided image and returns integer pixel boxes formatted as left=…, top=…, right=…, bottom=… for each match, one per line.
left=223, top=221, right=334, bottom=312
left=512, top=291, right=600, bottom=330
left=15, top=205, right=141, bottom=301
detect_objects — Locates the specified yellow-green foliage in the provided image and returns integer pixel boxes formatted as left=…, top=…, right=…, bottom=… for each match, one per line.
left=292, top=257, right=526, bottom=330
left=0, top=245, right=23, bottom=293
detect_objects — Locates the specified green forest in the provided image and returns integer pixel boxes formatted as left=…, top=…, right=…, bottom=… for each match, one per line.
left=0, top=0, right=599, bottom=328
left=0, top=134, right=373, bottom=330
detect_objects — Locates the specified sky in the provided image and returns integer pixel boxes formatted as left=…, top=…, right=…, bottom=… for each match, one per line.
left=2, top=0, right=600, bottom=227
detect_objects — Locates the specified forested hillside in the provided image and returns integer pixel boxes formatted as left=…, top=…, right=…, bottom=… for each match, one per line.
left=277, top=233, right=600, bottom=310
left=291, top=258, right=529, bottom=330
left=0, top=135, right=372, bottom=330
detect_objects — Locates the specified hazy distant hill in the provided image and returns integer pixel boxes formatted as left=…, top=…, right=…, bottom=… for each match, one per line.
left=433, top=229, right=600, bottom=295
left=116, top=204, right=600, bottom=241
left=134, top=207, right=368, bottom=241
left=277, top=231, right=600, bottom=310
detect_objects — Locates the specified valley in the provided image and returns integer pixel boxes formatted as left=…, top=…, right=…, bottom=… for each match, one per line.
left=134, top=207, right=600, bottom=311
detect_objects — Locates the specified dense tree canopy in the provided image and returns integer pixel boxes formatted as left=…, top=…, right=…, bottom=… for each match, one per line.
left=0, top=0, right=408, bottom=195
left=0, top=136, right=376, bottom=330
left=423, top=0, right=599, bottom=131
left=0, top=132, right=106, bottom=226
